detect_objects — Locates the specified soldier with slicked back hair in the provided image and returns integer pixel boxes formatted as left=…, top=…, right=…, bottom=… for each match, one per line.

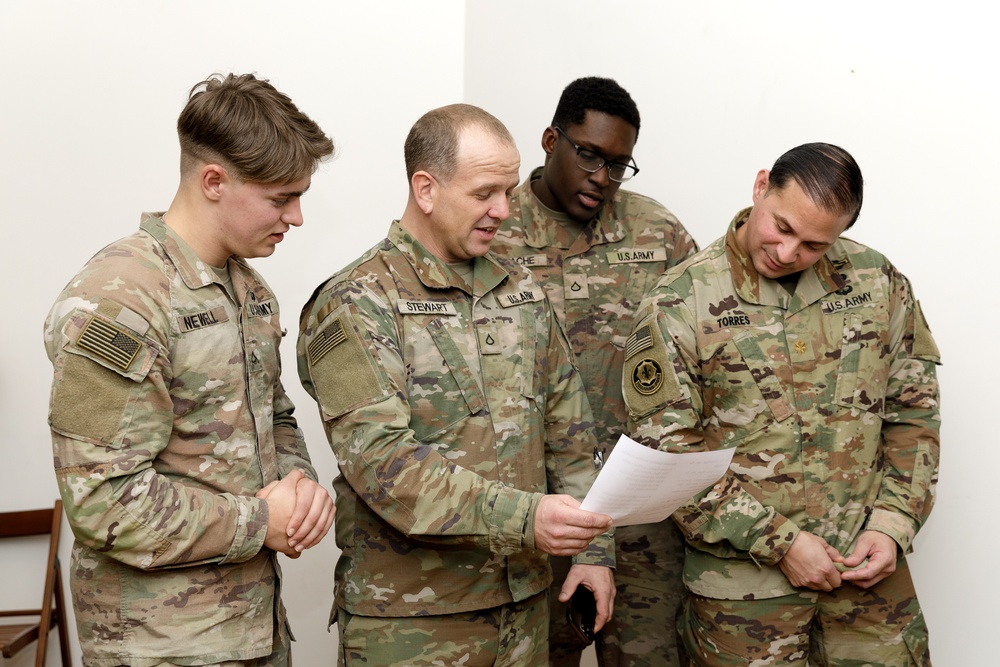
left=624, top=143, right=939, bottom=666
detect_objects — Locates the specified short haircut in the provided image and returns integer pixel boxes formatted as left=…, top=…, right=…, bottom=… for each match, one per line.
left=177, top=73, right=335, bottom=184
left=404, top=103, right=514, bottom=182
left=551, top=77, right=641, bottom=138
left=768, top=143, right=864, bottom=228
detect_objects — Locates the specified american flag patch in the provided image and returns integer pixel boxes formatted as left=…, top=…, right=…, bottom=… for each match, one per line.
left=308, top=317, right=347, bottom=364
left=78, top=317, right=142, bottom=370
left=624, top=325, right=654, bottom=361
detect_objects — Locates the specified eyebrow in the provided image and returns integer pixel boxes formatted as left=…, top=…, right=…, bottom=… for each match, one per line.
left=582, top=143, right=633, bottom=163
left=276, top=183, right=311, bottom=198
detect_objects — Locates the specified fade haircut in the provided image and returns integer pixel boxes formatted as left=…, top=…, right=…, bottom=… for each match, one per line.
left=768, top=143, right=864, bottom=228
left=404, top=103, right=514, bottom=183
left=551, top=77, right=641, bottom=138
left=177, top=73, right=335, bottom=184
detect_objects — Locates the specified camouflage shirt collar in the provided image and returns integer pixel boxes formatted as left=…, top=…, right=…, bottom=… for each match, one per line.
left=725, top=208, right=846, bottom=309
left=139, top=212, right=246, bottom=291
left=388, top=220, right=509, bottom=297
left=515, top=167, right=626, bottom=251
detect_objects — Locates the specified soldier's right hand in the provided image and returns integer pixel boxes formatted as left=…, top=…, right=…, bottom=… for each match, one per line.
left=533, top=494, right=612, bottom=556
left=778, top=531, right=843, bottom=591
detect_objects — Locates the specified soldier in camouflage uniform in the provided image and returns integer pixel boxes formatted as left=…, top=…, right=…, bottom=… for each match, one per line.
left=43, top=73, right=336, bottom=667
left=623, top=143, right=940, bottom=666
left=297, top=104, right=616, bottom=667
left=490, top=77, right=698, bottom=667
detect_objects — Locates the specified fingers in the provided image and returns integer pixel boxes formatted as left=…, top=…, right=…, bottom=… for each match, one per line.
left=256, top=480, right=279, bottom=500
left=287, top=478, right=335, bottom=551
left=562, top=564, right=616, bottom=632
left=281, top=470, right=309, bottom=539
left=534, top=495, right=612, bottom=556
left=592, top=580, right=615, bottom=632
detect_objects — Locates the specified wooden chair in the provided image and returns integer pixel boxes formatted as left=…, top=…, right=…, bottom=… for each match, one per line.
left=0, top=500, right=72, bottom=667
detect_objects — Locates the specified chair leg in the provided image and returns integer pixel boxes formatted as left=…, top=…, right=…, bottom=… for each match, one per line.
left=54, top=563, right=71, bottom=667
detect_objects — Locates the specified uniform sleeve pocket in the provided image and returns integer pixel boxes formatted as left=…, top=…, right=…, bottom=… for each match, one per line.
left=304, top=304, right=392, bottom=421
left=49, top=312, right=157, bottom=446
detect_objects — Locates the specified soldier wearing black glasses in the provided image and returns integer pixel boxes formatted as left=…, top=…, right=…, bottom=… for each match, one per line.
left=492, top=77, right=699, bottom=667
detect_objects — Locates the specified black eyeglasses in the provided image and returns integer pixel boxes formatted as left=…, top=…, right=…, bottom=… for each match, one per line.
left=554, top=126, right=639, bottom=183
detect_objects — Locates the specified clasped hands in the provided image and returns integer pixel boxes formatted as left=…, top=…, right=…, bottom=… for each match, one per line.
left=778, top=529, right=899, bottom=591
left=257, top=469, right=335, bottom=558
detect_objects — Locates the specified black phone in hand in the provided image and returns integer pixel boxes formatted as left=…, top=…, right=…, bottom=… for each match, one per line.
left=566, top=587, right=597, bottom=645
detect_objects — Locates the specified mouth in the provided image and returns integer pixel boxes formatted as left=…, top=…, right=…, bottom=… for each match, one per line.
left=578, top=190, right=604, bottom=209
left=474, top=226, right=498, bottom=240
left=762, top=253, right=791, bottom=274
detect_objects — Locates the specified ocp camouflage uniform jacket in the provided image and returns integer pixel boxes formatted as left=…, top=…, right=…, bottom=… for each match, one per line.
left=44, top=213, right=316, bottom=666
left=491, top=168, right=698, bottom=454
left=297, top=221, right=614, bottom=618
left=624, top=209, right=941, bottom=600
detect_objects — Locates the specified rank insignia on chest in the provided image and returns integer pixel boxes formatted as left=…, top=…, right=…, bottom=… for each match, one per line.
left=564, top=272, right=590, bottom=300
left=632, top=358, right=664, bottom=395
left=478, top=323, right=502, bottom=354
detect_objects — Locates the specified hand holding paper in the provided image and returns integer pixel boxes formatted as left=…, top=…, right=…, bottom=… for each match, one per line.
left=579, top=434, right=734, bottom=526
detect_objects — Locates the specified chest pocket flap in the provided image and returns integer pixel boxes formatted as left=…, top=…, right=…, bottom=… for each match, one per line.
left=427, top=320, right=488, bottom=415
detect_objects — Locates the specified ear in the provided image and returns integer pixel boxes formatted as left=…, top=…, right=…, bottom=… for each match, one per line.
left=200, top=164, right=228, bottom=202
left=752, top=169, right=770, bottom=203
left=411, top=170, right=437, bottom=215
left=541, top=126, right=558, bottom=156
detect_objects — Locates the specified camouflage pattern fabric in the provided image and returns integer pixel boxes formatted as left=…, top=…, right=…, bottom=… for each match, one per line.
left=297, top=221, right=613, bottom=626
left=492, top=169, right=697, bottom=666
left=44, top=213, right=316, bottom=667
left=624, top=209, right=940, bottom=660
left=336, top=591, right=549, bottom=666
left=679, top=557, right=929, bottom=666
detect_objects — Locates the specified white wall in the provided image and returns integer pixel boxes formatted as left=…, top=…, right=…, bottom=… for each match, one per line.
left=2, top=1, right=995, bottom=665
left=466, top=1, right=998, bottom=664
left=0, top=1, right=464, bottom=665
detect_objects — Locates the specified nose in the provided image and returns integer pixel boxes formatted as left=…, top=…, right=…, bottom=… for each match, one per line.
left=775, top=240, right=798, bottom=266
left=283, top=199, right=304, bottom=227
left=588, top=164, right=611, bottom=188
left=490, top=194, right=510, bottom=222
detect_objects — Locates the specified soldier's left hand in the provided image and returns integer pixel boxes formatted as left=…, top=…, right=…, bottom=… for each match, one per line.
left=559, top=563, right=616, bottom=633
left=257, top=471, right=335, bottom=552
left=840, top=530, right=898, bottom=588
left=286, top=475, right=335, bottom=551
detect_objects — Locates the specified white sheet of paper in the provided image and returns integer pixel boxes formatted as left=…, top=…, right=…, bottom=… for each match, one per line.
left=579, top=434, right=735, bottom=527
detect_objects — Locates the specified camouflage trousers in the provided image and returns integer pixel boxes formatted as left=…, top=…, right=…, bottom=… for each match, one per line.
left=678, top=558, right=930, bottom=666
left=114, top=653, right=289, bottom=667
left=336, top=591, right=549, bottom=666
left=105, top=616, right=291, bottom=667
left=549, top=520, right=686, bottom=667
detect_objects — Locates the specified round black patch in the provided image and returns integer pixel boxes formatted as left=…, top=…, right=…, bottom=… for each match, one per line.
left=632, top=359, right=663, bottom=395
